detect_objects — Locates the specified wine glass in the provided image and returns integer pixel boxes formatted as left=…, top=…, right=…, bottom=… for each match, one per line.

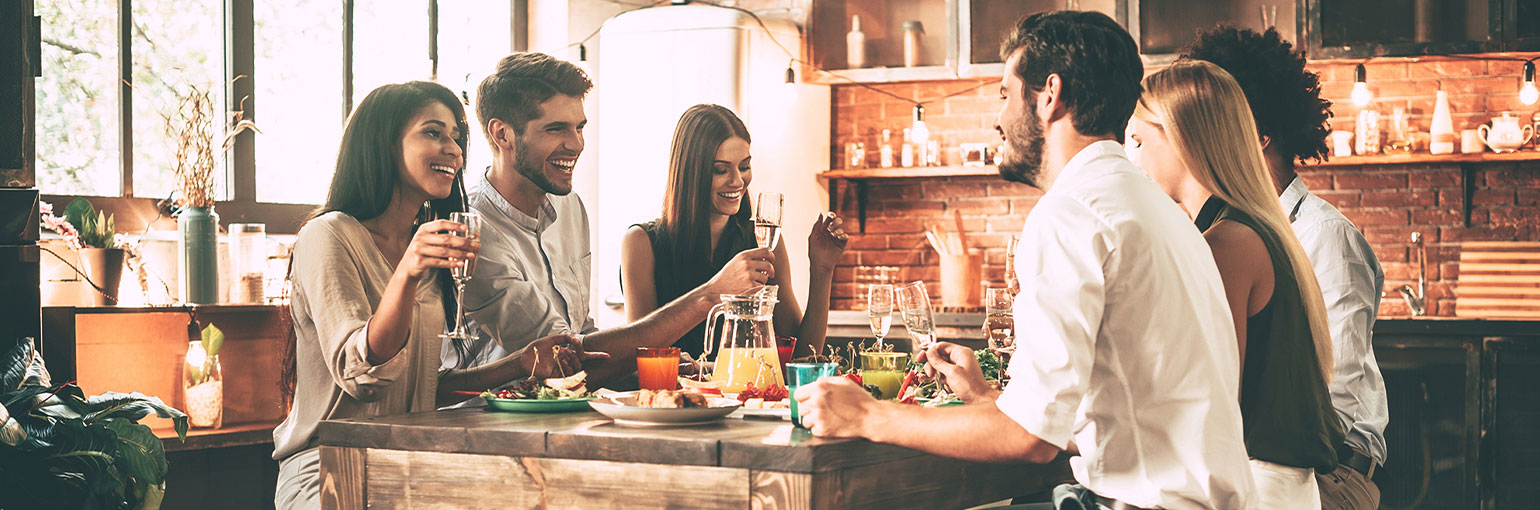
left=868, top=284, right=894, bottom=348
left=895, top=281, right=946, bottom=399
left=441, top=211, right=482, bottom=340
left=754, top=192, right=784, bottom=251
left=985, top=287, right=1015, bottom=354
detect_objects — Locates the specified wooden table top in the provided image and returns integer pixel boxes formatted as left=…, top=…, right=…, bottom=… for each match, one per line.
left=317, top=407, right=939, bottom=474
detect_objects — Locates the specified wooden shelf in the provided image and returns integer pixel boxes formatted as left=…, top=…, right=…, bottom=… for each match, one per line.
left=1306, top=150, right=1540, bottom=167
left=805, top=64, right=1004, bottom=85
left=818, top=165, right=996, bottom=180
left=155, top=421, right=278, bottom=453
left=820, top=165, right=998, bottom=232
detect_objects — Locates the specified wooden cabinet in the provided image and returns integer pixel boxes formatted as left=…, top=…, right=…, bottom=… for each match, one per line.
left=1131, top=0, right=1299, bottom=60
left=1306, top=0, right=1540, bottom=58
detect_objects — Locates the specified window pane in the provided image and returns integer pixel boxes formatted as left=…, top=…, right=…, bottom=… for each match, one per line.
left=131, top=0, right=227, bottom=201
left=437, top=1, right=512, bottom=173
left=35, top=0, right=120, bottom=196
left=353, top=1, right=432, bottom=110
left=255, top=0, right=344, bottom=204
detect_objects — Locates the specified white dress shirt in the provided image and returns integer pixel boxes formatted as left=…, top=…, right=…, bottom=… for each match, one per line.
left=995, top=141, right=1255, bottom=509
left=445, top=169, right=597, bottom=373
left=1279, top=176, right=1390, bottom=465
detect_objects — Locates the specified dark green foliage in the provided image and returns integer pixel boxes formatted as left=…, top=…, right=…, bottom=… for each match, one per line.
left=0, top=338, right=187, bottom=509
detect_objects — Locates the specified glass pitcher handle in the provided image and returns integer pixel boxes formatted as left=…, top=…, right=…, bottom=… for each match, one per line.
left=702, top=302, right=726, bottom=360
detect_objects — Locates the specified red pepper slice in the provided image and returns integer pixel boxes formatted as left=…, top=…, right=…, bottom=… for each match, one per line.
left=896, top=371, right=919, bottom=401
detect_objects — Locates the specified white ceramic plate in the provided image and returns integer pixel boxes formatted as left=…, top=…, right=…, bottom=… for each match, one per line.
left=587, top=392, right=742, bottom=426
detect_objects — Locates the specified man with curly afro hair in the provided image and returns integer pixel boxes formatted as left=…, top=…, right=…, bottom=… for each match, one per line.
left=1184, top=26, right=1389, bottom=510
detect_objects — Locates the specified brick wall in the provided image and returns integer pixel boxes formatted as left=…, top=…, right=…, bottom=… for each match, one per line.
left=829, top=55, right=1540, bottom=316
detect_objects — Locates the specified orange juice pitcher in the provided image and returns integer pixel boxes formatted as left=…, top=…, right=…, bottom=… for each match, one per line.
left=703, top=287, right=785, bottom=394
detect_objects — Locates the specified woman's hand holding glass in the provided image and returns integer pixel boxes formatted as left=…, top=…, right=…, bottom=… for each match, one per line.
left=701, top=247, right=776, bottom=296
left=399, top=219, right=479, bottom=281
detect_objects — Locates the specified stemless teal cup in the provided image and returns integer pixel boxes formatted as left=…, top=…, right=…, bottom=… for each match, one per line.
left=787, top=362, right=839, bottom=429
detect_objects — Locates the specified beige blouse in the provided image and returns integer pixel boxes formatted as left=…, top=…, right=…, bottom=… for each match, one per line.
left=273, top=211, right=444, bottom=461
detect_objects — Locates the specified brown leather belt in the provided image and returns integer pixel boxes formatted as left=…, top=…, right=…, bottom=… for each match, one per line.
left=1338, top=444, right=1378, bottom=480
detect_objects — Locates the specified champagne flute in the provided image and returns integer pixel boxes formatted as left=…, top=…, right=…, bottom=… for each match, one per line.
left=895, top=281, right=948, bottom=400
left=868, top=284, right=894, bottom=348
left=754, top=192, right=784, bottom=251
left=985, top=287, right=1015, bottom=354
left=441, top=211, right=482, bottom=340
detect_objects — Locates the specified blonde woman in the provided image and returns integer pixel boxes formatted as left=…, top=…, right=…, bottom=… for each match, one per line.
left=1126, top=60, right=1344, bottom=509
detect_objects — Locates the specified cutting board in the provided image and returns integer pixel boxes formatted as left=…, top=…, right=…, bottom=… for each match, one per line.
left=1456, top=242, right=1540, bottom=319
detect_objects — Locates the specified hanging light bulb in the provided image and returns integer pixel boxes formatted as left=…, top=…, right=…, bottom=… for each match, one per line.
left=910, top=104, right=929, bottom=145
left=1351, top=63, right=1373, bottom=107
left=785, top=60, right=796, bottom=84
left=574, top=44, right=593, bottom=76
left=1521, top=60, right=1538, bottom=106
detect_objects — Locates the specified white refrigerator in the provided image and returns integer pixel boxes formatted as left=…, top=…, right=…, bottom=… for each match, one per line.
left=591, top=4, right=831, bottom=329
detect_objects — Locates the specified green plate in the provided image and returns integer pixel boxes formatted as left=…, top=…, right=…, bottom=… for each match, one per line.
left=484, top=396, right=595, bottom=413
left=915, top=397, right=964, bottom=407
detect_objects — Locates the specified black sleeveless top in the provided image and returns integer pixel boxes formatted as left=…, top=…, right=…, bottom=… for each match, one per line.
left=634, top=217, right=757, bottom=359
left=1196, top=197, right=1344, bottom=473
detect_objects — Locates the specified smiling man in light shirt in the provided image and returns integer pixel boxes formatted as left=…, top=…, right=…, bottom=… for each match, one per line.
left=443, top=53, right=773, bottom=394
left=1183, top=27, right=1390, bottom=510
left=794, top=11, right=1254, bottom=510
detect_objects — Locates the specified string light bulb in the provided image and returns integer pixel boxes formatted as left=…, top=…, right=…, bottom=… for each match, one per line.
left=910, top=104, right=929, bottom=146
left=1351, top=63, right=1373, bottom=107
left=574, top=44, right=592, bottom=76
left=1521, top=60, right=1538, bottom=106
left=785, top=60, right=796, bottom=84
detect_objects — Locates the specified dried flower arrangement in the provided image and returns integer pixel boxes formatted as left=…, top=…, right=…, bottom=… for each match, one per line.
left=166, top=84, right=258, bottom=208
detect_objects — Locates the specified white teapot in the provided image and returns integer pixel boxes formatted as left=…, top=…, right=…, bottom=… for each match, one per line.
left=1479, top=112, right=1534, bottom=153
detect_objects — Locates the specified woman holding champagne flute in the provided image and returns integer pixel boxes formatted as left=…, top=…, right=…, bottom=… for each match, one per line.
left=621, top=104, right=849, bottom=361
left=273, top=82, right=594, bottom=509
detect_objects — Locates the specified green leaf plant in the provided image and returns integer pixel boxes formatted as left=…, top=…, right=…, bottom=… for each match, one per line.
left=1, top=338, right=187, bottom=509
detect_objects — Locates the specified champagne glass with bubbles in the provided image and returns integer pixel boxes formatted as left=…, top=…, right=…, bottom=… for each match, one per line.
left=754, top=192, right=783, bottom=251
left=868, top=284, right=894, bottom=348
left=441, top=211, right=482, bottom=340
left=895, top=281, right=946, bottom=399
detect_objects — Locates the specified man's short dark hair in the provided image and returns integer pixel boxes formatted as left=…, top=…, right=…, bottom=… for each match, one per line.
left=476, top=52, right=592, bottom=143
left=999, top=11, right=1143, bottom=139
left=1182, top=26, right=1332, bottom=167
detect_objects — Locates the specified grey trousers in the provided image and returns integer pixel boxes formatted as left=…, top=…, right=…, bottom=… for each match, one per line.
left=1316, top=463, right=1380, bottom=510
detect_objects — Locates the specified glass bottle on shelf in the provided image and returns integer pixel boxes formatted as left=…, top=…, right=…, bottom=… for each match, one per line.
left=902, top=21, right=924, bottom=67
left=846, top=15, right=866, bottom=69
left=879, top=129, right=894, bottom=168
left=183, top=340, right=223, bottom=428
left=901, top=128, right=915, bottom=167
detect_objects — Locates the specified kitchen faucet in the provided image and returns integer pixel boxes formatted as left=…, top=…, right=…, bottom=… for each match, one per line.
left=1397, top=231, right=1427, bottom=316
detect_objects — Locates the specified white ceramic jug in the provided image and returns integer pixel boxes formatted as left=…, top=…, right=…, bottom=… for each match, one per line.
left=1479, top=112, right=1534, bottom=153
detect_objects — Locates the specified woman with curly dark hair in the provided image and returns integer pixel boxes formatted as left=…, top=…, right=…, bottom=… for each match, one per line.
left=1183, top=27, right=1390, bottom=510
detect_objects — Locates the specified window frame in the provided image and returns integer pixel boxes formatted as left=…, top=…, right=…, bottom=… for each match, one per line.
left=43, top=0, right=372, bottom=235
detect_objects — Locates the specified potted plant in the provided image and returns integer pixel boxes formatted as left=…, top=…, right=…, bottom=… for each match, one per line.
left=0, top=337, right=188, bottom=509
left=40, top=199, right=127, bottom=306
left=165, top=85, right=257, bottom=304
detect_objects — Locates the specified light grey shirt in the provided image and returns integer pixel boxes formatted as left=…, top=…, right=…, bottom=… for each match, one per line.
left=273, top=211, right=443, bottom=461
left=445, top=169, right=596, bottom=373
left=1280, top=176, right=1390, bottom=464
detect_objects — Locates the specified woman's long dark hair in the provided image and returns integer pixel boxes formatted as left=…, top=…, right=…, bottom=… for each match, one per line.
left=280, top=81, right=469, bottom=410
left=658, top=104, right=752, bottom=276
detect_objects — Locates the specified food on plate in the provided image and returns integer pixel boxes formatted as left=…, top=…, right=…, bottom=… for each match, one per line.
left=740, top=398, right=788, bottom=410
left=482, top=371, right=591, bottom=401
left=636, top=389, right=709, bottom=408
left=897, top=350, right=1007, bottom=405
left=678, top=377, right=725, bottom=396
left=735, top=382, right=787, bottom=403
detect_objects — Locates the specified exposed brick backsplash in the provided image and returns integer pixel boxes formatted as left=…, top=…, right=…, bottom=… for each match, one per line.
left=829, top=55, right=1540, bottom=317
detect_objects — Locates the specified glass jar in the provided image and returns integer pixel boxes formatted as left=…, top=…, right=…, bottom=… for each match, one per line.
left=229, top=223, right=267, bottom=304
left=902, top=21, right=925, bottom=68
left=183, top=340, right=223, bottom=428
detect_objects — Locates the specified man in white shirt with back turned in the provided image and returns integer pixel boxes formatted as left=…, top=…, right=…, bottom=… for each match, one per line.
left=1184, top=27, right=1391, bottom=509
left=793, top=11, right=1254, bottom=509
